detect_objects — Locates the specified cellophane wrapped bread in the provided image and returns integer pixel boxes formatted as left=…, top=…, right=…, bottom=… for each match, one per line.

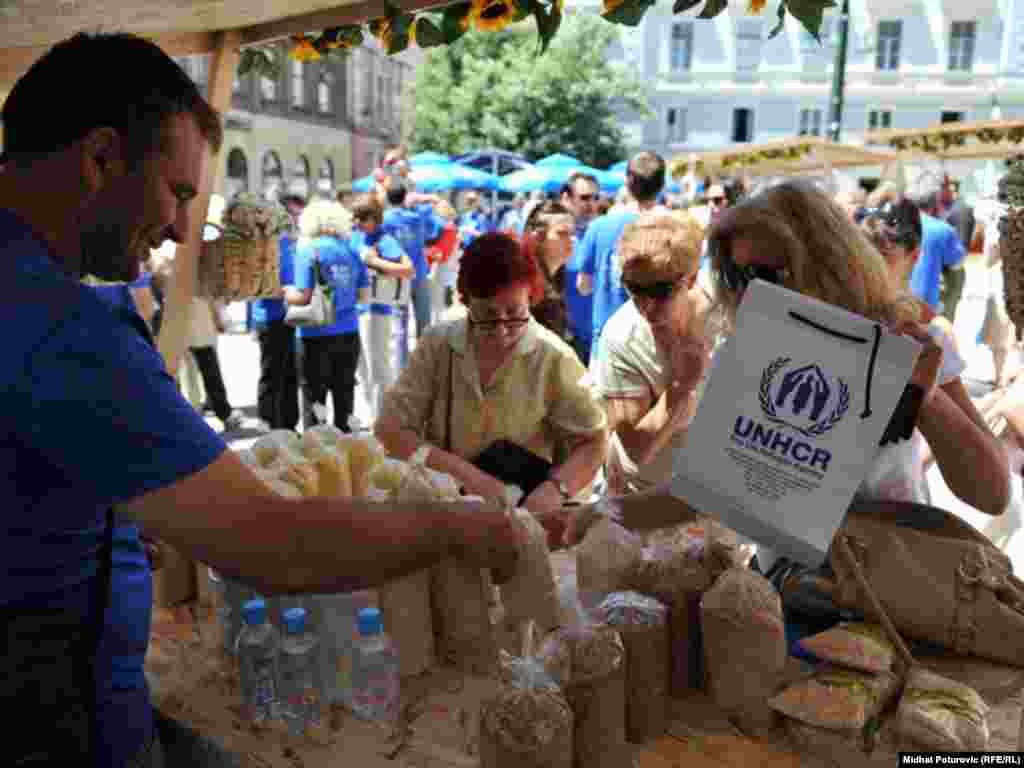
left=701, top=568, right=786, bottom=733
left=576, top=519, right=643, bottom=611
left=595, top=591, right=670, bottom=744
left=768, top=665, right=900, bottom=731
left=896, top=667, right=990, bottom=751
left=798, top=622, right=895, bottom=674
left=537, top=597, right=628, bottom=768
left=480, top=652, right=574, bottom=768
left=501, top=508, right=561, bottom=636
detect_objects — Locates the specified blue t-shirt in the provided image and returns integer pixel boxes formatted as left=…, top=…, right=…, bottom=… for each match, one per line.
left=0, top=208, right=226, bottom=764
left=294, top=235, right=369, bottom=337
left=573, top=210, right=638, bottom=344
left=351, top=229, right=406, bottom=318
left=250, top=233, right=297, bottom=328
left=909, top=212, right=965, bottom=309
left=563, top=224, right=595, bottom=345
left=384, top=205, right=444, bottom=283
left=458, top=210, right=494, bottom=249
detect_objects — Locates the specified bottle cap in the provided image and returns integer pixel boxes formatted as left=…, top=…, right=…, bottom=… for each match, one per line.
left=357, top=607, right=383, bottom=637
left=242, top=598, right=266, bottom=626
left=283, top=607, right=306, bottom=634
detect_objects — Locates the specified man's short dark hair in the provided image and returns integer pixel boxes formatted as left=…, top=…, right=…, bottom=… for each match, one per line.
left=386, top=180, right=409, bottom=207
left=626, top=152, right=666, bottom=203
left=564, top=171, right=599, bottom=197
left=2, top=32, right=223, bottom=170
left=352, top=194, right=384, bottom=225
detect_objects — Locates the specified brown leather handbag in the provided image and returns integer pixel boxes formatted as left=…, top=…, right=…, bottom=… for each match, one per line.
left=827, top=500, right=1024, bottom=667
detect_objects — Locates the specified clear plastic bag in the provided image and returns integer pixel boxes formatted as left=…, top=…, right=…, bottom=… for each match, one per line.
left=576, top=519, right=642, bottom=612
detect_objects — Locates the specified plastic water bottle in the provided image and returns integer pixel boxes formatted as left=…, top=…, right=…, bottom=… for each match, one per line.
left=278, top=607, right=323, bottom=737
left=236, top=599, right=280, bottom=724
left=316, top=590, right=372, bottom=707
left=351, top=607, right=400, bottom=723
left=213, top=572, right=253, bottom=655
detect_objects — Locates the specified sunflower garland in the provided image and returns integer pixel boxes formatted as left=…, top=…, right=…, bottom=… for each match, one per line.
left=236, top=0, right=833, bottom=77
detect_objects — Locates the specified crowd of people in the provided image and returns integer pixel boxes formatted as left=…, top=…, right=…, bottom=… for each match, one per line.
left=4, top=29, right=1023, bottom=768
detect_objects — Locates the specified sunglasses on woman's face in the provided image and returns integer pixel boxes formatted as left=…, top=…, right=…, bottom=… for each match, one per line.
left=720, top=254, right=783, bottom=294
left=623, top=276, right=685, bottom=301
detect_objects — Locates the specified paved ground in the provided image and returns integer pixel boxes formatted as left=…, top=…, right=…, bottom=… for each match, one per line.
left=207, top=255, right=1024, bottom=569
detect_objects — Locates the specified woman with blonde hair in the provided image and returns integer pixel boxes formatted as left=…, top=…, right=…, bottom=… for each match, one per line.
left=286, top=199, right=371, bottom=430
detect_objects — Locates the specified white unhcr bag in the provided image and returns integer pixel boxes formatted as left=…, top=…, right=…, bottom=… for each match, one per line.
left=671, top=280, right=921, bottom=566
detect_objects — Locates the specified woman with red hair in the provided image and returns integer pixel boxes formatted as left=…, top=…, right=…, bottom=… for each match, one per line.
left=375, top=232, right=608, bottom=536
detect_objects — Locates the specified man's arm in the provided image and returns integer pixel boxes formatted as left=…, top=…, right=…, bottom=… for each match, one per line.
left=364, top=247, right=415, bottom=278
left=121, top=450, right=518, bottom=593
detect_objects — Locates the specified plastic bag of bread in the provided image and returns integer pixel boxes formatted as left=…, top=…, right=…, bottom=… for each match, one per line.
left=702, top=568, right=786, bottom=733
left=299, top=426, right=353, bottom=498
left=768, top=665, right=900, bottom=731
left=480, top=651, right=574, bottom=768
left=595, top=591, right=670, bottom=744
left=576, top=518, right=642, bottom=611
left=501, top=507, right=561, bottom=636
left=798, top=622, right=895, bottom=674
left=896, top=667, right=989, bottom=751
left=537, top=599, right=628, bottom=768
left=302, top=426, right=386, bottom=497
left=250, top=431, right=319, bottom=496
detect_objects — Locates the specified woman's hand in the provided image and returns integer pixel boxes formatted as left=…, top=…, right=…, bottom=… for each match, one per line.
left=892, top=322, right=944, bottom=404
left=523, top=480, right=568, bottom=549
left=561, top=496, right=623, bottom=549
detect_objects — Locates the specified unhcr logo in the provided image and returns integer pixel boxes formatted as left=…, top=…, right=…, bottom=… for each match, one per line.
left=758, top=357, right=850, bottom=437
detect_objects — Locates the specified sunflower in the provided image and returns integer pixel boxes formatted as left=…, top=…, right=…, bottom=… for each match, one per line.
left=369, top=17, right=394, bottom=50
left=747, top=0, right=767, bottom=13
left=322, top=25, right=363, bottom=50
left=469, top=0, right=518, bottom=32
left=601, top=0, right=627, bottom=15
left=289, top=35, right=321, bottom=61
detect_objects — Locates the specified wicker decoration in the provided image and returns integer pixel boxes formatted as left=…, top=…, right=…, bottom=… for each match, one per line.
left=199, top=233, right=282, bottom=301
left=999, top=157, right=1024, bottom=341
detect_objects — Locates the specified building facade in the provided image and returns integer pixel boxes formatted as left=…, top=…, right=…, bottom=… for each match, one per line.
left=581, top=0, right=1024, bottom=183
left=176, top=39, right=418, bottom=201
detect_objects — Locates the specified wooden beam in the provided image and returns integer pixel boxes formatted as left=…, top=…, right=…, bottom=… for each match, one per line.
left=239, top=0, right=449, bottom=46
left=157, top=29, right=242, bottom=377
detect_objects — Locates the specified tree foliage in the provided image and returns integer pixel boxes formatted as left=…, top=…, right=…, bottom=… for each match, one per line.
left=411, top=14, right=650, bottom=169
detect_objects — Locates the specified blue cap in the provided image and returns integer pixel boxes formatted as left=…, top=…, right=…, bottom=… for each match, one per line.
left=283, top=607, right=306, bottom=634
left=243, top=599, right=266, bottom=626
left=358, top=607, right=382, bottom=637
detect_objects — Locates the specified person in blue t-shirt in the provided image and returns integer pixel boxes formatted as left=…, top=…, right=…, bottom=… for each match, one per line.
left=908, top=190, right=966, bottom=310
left=457, top=190, right=494, bottom=250
left=350, top=194, right=414, bottom=419
left=382, top=181, right=445, bottom=362
left=249, top=195, right=302, bottom=430
left=0, top=32, right=517, bottom=767
left=286, top=199, right=370, bottom=432
left=575, top=152, right=668, bottom=349
left=559, top=171, right=602, bottom=365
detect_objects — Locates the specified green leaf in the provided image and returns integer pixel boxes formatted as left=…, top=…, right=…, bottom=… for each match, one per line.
left=602, top=0, right=656, bottom=27
left=442, top=2, right=472, bottom=42
left=786, top=0, right=835, bottom=41
left=413, top=16, right=448, bottom=48
left=697, top=0, right=728, bottom=19
left=768, top=0, right=787, bottom=38
left=673, top=0, right=703, bottom=12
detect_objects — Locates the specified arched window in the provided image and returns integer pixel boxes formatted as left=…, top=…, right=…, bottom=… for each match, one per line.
left=224, top=148, right=249, bottom=198
left=262, top=150, right=284, bottom=201
left=291, top=155, right=311, bottom=199
left=318, top=157, right=335, bottom=195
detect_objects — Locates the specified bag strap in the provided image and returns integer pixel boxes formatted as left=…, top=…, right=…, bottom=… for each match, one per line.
left=444, top=345, right=454, bottom=453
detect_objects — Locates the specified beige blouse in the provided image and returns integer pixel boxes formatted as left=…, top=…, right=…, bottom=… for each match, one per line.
left=381, top=317, right=607, bottom=463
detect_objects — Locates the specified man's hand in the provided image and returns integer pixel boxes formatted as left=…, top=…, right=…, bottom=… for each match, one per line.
left=523, top=480, right=566, bottom=549
left=893, top=322, right=943, bottom=404
left=448, top=500, right=521, bottom=584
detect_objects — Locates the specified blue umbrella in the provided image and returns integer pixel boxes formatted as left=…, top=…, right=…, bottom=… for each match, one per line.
left=598, top=169, right=683, bottom=195
left=409, top=151, right=451, bottom=167
left=536, top=153, right=582, bottom=168
left=499, top=163, right=604, bottom=195
left=610, top=161, right=628, bottom=172
left=350, top=175, right=374, bottom=193
left=347, top=161, right=499, bottom=194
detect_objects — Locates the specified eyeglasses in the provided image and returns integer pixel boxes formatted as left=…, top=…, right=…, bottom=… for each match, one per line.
left=710, top=196, right=727, bottom=205
left=575, top=194, right=597, bottom=203
left=720, top=257, right=783, bottom=294
left=623, top=277, right=685, bottom=302
left=467, top=312, right=531, bottom=332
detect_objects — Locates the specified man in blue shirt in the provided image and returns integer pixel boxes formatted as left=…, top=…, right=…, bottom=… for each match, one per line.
left=457, top=189, right=493, bottom=250
left=250, top=194, right=301, bottom=430
left=560, top=171, right=602, bottom=365
left=575, top=152, right=667, bottom=349
left=383, top=181, right=445, bottom=362
left=0, top=32, right=517, bottom=767
left=909, top=190, right=966, bottom=310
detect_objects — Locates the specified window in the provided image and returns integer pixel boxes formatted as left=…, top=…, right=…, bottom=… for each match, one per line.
left=260, top=74, right=277, bottom=102
left=291, top=60, right=306, bottom=108
left=225, top=148, right=249, bottom=198
left=376, top=74, right=386, bottom=121
left=262, top=151, right=284, bottom=201
left=318, top=158, right=335, bottom=194
left=317, top=77, right=332, bottom=113
left=949, top=21, right=976, bottom=71
left=670, top=22, right=693, bottom=71
left=232, top=74, right=242, bottom=93
left=868, top=109, right=893, bottom=130
left=941, top=111, right=965, bottom=124
left=666, top=108, right=687, bottom=143
left=363, top=54, right=374, bottom=119
left=732, top=108, right=754, bottom=143
left=736, top=19, right=763, bottom=72
left=799, top=108, right=823, bottom=136
left=876, top=21, right=902, bottom=71
left=291, top=156, right=311, bottom=199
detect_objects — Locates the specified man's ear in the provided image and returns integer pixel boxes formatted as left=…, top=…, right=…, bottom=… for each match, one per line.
left=80, top=127, right=126, bottom=194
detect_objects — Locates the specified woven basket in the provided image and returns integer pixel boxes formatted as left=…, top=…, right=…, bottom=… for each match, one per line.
left=199, top=233, right=281, bottom=301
